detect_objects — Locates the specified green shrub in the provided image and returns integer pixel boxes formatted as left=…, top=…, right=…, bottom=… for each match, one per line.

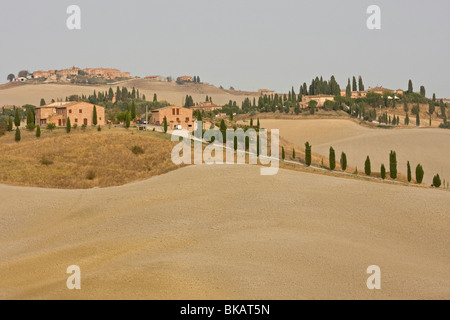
left=365, top=156, right=371, bottom=176
left=131, top=146, right=144, bottom=155
left=416, top=164, right=424, bottom=184
left=305, top=142, right=312, bottom=166
left=47, top=123, right=56, bottom=131
left=432, top=174, right=441, bottom=188
left=329, top=147, right=336, bottom=170
left=340, top=152, right=347, bottom=171
left=0, top=119, right=7, bottom=136
left=389, top=151, right=397, bottom=179
left=86, top=170, right=96, bottom=180
left=407, top=161, right=412, bottom=182
left=40, top=157, right=53, bottom=166
left=36, top=125, right=41, bottom=138
left=381, top=164, right=386, bottom=180
left=15, top=128, right=21, bottom=142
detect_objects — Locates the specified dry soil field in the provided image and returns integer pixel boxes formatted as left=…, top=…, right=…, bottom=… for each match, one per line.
left=259, top=119, right=450, bottom=185
left=0, top=165, right=449, bottom=300
left=0, top=81, right=258, bottom=107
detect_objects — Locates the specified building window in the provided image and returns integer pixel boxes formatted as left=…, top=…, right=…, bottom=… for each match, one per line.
left=99, top=117, right=102, bottom=121
left=185, top=117, right=189, bottom=122
left=75, top=119, right=78, bottom=123
left=172, top=109, right=175, bottom=115
left=69, top=109, right=72, bottom=114
left=79, top=109, right=82, bottom=113
left=176, top=109, right=180, bottom=115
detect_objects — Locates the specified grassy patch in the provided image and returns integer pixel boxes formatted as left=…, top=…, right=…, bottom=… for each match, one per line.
left=0, top=127, right=181, bottom=189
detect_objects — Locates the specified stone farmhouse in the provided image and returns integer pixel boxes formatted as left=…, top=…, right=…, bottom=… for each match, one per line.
left=36, top=102, right=105, bottom=127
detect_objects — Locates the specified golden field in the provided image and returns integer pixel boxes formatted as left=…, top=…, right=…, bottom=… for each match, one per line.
left=0, top=80, right=258, bottom=107
left=258, top=119, right=450, bottom=185
left=0, top=127, right=180, bottom=189
left=0, top=165, right=449, bottom=299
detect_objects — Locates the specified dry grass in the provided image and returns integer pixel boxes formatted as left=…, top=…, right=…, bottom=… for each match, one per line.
left=0, top=127, right=181, bottom=189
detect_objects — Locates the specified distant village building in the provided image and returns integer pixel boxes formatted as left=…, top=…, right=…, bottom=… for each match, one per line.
left=145, top=75, right=166, bottom=81
left=340, top=87, right=403, bottom=98
left=177, top=76, right=193, bottom=83
left=2, top=105, right=26, bottom=112
left=150, top=106, right=194, bottom=130
left=191, top=102, right=222, bottom=112
left=83, top=68, right=130, bottom=79
left=340, top=90, right=368, bottom=99
left=33, top=71, right=51, bottom=79
left=258, top=89, right=276, bottom=96
left=35, top=102, right=105, bottom=127
left=300, top=95, right=335, bottom=107
left=14, top=77, right=27, bottom=82
left=368, top=86, right=394, bottom=95
left=56, top=67, right=79, bottom=78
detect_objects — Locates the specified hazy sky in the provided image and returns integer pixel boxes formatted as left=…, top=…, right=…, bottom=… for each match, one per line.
left=1, top=0, right=449, bottom=97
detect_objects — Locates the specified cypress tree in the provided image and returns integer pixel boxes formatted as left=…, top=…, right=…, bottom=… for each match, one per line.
left=433, top=174, right=442, bottom=188
left=408, top=80, right=413, bottom=94
left=381, top=164, right=386, bottom=180
left=126, top=112, right=131, bottom=129
left=329, top=147, right=336, bottom=170
left=14, top=108, right=20, bottom=127
left=250, top=119, right=253, bottom=128
left=36, top=125, right=41, bottom=138
left=407, top=161, right=412, bottom=183
left=346, top=79, right=351, bottom=98
left=131, top=100, right=136, bottom=120
left=15, top=127, right=21, bottom=142
left=257, top=119, right=260, bottom=130
left=282, top=147, right=285, bottom=160
left=93, top=105, right=98, bottom=126
left=420, top=86, right=426, bottom=97
left=163, top=116, right=168, bottom=133
left=340, top=152, right=347, bottom=171
left=230, top=109, right=233, bottom=121
left=305, top=142, right=312, bottom=166
left=8, top=117, right=13, bottom=131
left=390, top=151, right=397, bottom=179
left=40, top=98, right=46, bottom=106
left=365, top=156, right=371, bottom=176
left=26, top=108, right=35, bottom=130
left=416, top=164, right=424, bottom=184
left=153, top=93, right=157, bottom=102
left=416, top=113, right=420, bottom=126
left=352, top=76, right=357, bottom=92
left=292, top=148, right=296, bottom=159
left=358, top=76, right=365, bottom=91
left=220, top=119, right=227, bottom=142
left=405, top=113, right=410, bottom=125
left=66, top=117, right=71, bottom=133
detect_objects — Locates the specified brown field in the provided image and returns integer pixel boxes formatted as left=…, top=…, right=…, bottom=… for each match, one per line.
left=0, top=165, right=449, bottom=300
left=258, top=119, right=450, bottom=185
left=0, top=127, right=180, bottom=189
left=0, top=80, right=258, bottom=107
